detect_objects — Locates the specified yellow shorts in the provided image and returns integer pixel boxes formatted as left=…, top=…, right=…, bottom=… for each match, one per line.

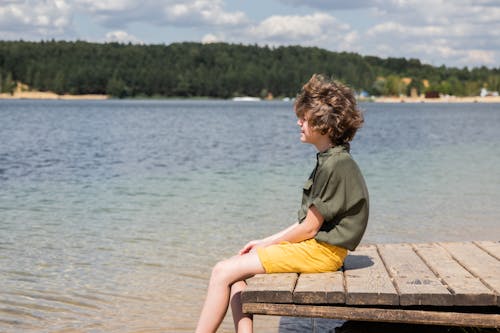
left=256, top=238, right=347, bottom=274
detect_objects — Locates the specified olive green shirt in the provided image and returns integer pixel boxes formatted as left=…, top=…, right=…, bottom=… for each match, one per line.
left=298, top=145, right=369, bottom=251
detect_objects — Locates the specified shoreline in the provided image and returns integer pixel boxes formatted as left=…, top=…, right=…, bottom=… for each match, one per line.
left=0, top=91, right=108, bottom=100
left=2, top=91, right=500, bottom=103
left=370, top=95, right=500, bottom=103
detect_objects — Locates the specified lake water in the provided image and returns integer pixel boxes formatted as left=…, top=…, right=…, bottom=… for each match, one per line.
left=1, top=100, right=499, bottom=332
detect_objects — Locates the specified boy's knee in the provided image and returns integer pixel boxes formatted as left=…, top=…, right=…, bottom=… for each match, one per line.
left=211, top=259, right=232, bottom=281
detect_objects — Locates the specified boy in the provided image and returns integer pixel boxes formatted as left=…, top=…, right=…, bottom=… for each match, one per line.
left=195, top=74, right=369, bottom=333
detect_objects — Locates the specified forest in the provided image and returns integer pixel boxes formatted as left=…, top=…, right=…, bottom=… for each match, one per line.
left=0, top=40, right=499, bottom=98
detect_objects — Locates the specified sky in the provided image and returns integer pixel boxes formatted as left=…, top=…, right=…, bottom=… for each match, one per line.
left=0, top=0, right=499, bottom=69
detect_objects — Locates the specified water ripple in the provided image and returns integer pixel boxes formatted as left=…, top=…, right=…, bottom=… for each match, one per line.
left=1, top=100, right=499, bottom=332
left=5, top=290, right=100, bottom=311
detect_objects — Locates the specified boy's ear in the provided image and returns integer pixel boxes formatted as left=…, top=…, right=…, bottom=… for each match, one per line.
left=321, top=128, right=333, bottom=136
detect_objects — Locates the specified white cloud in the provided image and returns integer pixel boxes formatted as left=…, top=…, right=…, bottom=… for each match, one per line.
left=277, top=0, right=378, bottom=10
left=74, top=0, right=155, bottom=28
left=76, top=0, right=136, bottom=12
left=342, top=31, right=360, bottom=51
left=249, top=14, right=328, bottom=40
left=72, top=0, right=248, bottom=28
left=163, top=0, right=248, bottom=26
left=105, top=30, right=142, bottom=44
left=360, top=1, right=500, bottom=67
left=0, top=0, right=498, bottom=68
left=246, top=12, right=355, bottom=49
left=0, top=0, right=72, bottom=37
left=367, top=22, right=445, bottom=38
left=201, top=33, right=223, bottom=44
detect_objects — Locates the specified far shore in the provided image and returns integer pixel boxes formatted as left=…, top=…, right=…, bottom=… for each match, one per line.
left=371, top=95, right=500, bottom=103
left=2, top=90, right=500, bottom=103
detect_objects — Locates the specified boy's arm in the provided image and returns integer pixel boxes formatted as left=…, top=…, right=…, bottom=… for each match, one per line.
left=239, top=206, right=324, bottom=255
left=271, top=205, right=324, bottom=243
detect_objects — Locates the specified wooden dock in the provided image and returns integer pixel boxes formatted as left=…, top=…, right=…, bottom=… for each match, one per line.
left=242, top=241, right=500, bottom=328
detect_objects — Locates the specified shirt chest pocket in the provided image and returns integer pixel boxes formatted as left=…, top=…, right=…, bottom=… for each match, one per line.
left=303, top=179, right=313, bottom=194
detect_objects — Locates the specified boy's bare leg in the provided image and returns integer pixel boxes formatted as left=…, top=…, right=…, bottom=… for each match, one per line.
left=230, top=280, right=253, bottom=333
left=195, top=252, right=265, bottom=333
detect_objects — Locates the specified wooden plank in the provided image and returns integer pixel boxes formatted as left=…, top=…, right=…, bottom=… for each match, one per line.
left=292, top=271, right=345, bottom=304
left=441, top=242, right=500, bottom=305
left=414, top=243, right=496, bottom=306
left=241, top=273, right=297, bottom=303
left=475, top=240, right=500, bottom=260
left=377, top=243, right=453, bottom=306
left=343, top=245, right=399, bottom=305
left=242, top=303, right=500, bottom=328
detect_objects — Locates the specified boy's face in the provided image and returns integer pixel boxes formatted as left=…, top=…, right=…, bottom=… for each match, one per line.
left=297, top=116, right=324, bottom=146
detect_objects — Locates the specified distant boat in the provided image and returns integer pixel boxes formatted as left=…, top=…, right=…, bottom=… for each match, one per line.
left=232, top=96, right=260, bottom=102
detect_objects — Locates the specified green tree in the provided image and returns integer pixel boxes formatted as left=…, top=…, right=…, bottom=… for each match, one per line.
left=464, top=81, right=481, bottom=96
left=437, top=80, right=452, bottom=95
left=385, top=75, right=406, bottom=96
left=448, top=76, right=464, bottom=96
left=371, top=77, right=387, bottom=96
left=406, top=77, right=424, bottom=96
left=2, top=72, right=16, bottom=94
left=487, top=74, right=500, bottom=93
left=0, top=40, right=498, bottom=98
left=53, top=70, right=66, bottom=94
left=106, top=77, right=129, bottom=98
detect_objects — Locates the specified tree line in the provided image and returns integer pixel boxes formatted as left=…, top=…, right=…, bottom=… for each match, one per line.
left=0, top=40, right=499, bottom=98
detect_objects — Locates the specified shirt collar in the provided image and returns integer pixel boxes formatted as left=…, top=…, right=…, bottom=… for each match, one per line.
left=316, top=144, right=350, bottom=164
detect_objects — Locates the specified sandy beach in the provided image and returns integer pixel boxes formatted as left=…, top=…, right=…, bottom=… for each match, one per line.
left=0, top=90, right=108, bottom=100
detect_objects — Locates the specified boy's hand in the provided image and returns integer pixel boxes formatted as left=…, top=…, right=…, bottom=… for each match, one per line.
left=239, top=239, right=264, bottom=255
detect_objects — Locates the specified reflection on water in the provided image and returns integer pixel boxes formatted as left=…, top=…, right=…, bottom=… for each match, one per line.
left=279, top=317, right=344, bottom=332
left=0, top=100, right=499, bottom=332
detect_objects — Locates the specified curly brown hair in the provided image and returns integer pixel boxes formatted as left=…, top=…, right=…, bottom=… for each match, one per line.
left=294, top=74, right=363, bottom=146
